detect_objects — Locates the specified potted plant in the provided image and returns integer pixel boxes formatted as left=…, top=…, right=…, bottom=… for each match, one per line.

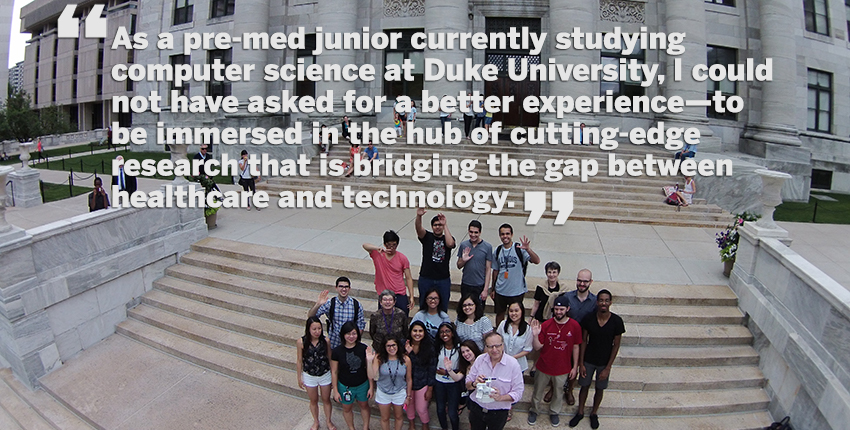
left=194, top=174, right=222, bottom=229
left=715, top=212, right=759, bottom=277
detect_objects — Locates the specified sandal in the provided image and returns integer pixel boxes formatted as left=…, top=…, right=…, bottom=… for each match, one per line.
left=507, top=411, right=512, bottom=422
left=327, top=422, right=337, bottom=430
left=457, top=404, right=466, bottom=415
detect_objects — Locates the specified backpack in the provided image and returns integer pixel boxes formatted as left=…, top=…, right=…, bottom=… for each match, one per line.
left=766, top=416, right=792, bottom=430
left=326, top=297, right=361, bottom=335
left=496, top=243, right=528, bottom=276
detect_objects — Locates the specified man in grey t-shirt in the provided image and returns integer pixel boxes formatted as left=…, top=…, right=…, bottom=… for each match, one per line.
left=491, top=223, right=540, bottom=326
left=457, top=220, right=493, bottom=304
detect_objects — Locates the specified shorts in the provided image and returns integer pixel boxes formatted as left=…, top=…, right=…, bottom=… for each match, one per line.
left=375, top=388, right=407, bottom=405
left=302, top=371, right=331, bottom=387
left=494, top=293, right=524, bottom=315
left=484, top=117, right=493, bottom=125
left=578, top=362, right=610, bottom=390
left=338, top=380, right=370, bottom=404
left=399, top=113, right=408, bottom=121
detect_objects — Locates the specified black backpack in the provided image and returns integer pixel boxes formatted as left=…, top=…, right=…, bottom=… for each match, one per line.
left=326, top=297, right=361, bottom=335
left=766, top=417, right=792, bottom=430
left=495, top=243, right=528, bottom=276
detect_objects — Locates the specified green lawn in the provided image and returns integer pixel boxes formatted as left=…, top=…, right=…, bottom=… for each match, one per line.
left=40, top=182, right=92, bottom=203
left=774, top=191, right=850, bottom=224
left=1, top=142, right=129, bottom=166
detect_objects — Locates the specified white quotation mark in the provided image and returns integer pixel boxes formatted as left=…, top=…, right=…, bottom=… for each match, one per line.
left=523, top=191, right=574, bottom=225
left=58, top=4, right=107, bottom=39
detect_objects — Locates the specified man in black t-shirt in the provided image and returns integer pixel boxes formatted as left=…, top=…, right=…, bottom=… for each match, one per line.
left=414, top=208, right=455, bottom=312
left=569, top=289, right=625, bottom=429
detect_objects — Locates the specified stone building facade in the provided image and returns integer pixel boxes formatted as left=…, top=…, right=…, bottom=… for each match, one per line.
left=18, top=0, right=850, bottom=198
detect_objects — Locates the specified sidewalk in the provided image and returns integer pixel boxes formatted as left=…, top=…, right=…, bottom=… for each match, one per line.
left=6, top=169, right=848, bottom=289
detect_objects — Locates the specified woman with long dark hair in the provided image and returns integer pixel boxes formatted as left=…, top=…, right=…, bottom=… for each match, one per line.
left=297, top=316, right=335, bottom=430
left=455, top=293, right=492, bottom=351
left=406, top=321, right=436, bottom=430
left=434, top=322, right=463, bottom=430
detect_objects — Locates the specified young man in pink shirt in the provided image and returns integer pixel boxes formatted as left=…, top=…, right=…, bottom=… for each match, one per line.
left=363, top=230, right=415, bottom=314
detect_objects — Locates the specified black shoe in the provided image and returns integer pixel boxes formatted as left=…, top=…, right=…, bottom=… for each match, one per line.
left=568, top=413, right=583, bottom=428
left=589, top=414, right=599, bottom=429
left=527, top=410, right=538, bottom=425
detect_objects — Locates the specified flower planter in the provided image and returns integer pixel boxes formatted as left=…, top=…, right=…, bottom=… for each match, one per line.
left=723, top=259, right=734, bottom=277
left=205, top=212, right=217, bottom=230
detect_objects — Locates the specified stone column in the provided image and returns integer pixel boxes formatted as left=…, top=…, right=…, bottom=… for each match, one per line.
left=423, top=0, right=469, bottom=104
left=750, top=0, right=801, bottom=146
left=659, top=0, right=713, bottom=137
left=738, top=0, right=811, bottom=201
left=545, top=0, right=598, bottom=127
left=315, top=0, right=357, bottom=111
left=0, top=166, right=15, bottom=235
left=231, top=0, right=269, bottom=103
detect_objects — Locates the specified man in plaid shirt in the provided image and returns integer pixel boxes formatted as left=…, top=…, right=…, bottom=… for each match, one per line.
left=308, top=276, right=366, bottom=348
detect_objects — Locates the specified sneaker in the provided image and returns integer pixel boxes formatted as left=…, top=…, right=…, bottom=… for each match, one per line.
left=568, top=413, right=583, bottom=428
left=527, top=411, right=538, bottom=425
left=589, top=414, right=599, bottom=429
left=550, top=414, right=560, bottom=427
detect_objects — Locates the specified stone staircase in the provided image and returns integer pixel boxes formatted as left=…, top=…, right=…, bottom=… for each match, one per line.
left=0, top=369, right=94, bottom=430
left=106, top=237, right=771, bottom=429
left=259, top=138, right=734, bottom=228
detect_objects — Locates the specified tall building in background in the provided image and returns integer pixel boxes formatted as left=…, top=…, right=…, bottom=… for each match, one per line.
left=0, top=0, right=13, bottom=102
left=9, top=62, right=24, bottom=93
left=19, top=0, right=137, bottom=132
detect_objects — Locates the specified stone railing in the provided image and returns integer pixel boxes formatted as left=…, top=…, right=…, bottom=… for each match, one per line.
left=730, top=170, right=850, bottom=430
left=0, top=202, right=207, bottom=387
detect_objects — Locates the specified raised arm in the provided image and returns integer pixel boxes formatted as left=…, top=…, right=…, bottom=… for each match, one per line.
left=415, top=208, right=426, bottom=239
left=519, top=236, right=541, bottom=265
left=363, top=243, right=382, bottom=253
left=439, top=214, right=456, bottom=248
left=308, top=290, right=329, bottom=318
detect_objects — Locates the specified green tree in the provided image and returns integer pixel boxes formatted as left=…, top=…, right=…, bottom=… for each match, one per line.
left=39, top=104, right=76, bottom=135
left=4, top=90, right=40, bottom=143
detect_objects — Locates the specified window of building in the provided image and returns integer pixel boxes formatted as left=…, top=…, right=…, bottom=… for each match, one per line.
left=807, top=69, right=831, bottom=133
left=804, top=0, right=830, bottom=35
left=173, top=0, right=193, bottom=25
left=600, top=36, right=645, bottom=98
left=97, top=75, right=103, bottom=96
left=207, top=49, right=231, bottom=97
left=210, top=0, right=235, bottom=18
left=706, top=46, right=737, bottom=120
left=170, top=54, right=190, bottom=101
left=846, top=0, right=850, bottom=39
left=52, top=83, right=56, bottom=102
left=811, top=169, right=833, bottom=189
left=706, top=0, right=734, bottom=5
left=383, top=29, right=424, bottom=100
left=130, top=15, right=137, bottom=34
left=296, top=35, right=316, bottom=97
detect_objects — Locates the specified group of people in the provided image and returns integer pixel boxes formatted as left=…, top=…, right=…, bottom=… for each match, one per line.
left=298, top=210, right=625, bottom=430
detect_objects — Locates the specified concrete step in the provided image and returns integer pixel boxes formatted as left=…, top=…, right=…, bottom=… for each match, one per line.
left=0, top=407, right=22, bottom=430
left=621, top=324, right=753, bottom=346
left=154, top=274, right=745, bottom=329
left=616, top=345, right=760, bottom=367
left=0, top=371, right=58, bottom=430
left=116, top=318, right=768, bottom=417
left=505, top=410, right=772, bottom=430
left=127, top=304, right=293, bottom=369
left=115, top=319, right=298, bottom=395
left=0, top=369, right=94, bottom=430
left=187, top=238, right=741, bottom=306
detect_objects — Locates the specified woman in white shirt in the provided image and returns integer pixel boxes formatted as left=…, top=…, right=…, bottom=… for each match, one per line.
left=455, top=294, right=493, bottom=351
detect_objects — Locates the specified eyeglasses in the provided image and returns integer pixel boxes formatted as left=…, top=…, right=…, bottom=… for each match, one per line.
left=576, top=279, right=591, bottom=283
left=427, top=296, right=440, bottom=301
left=386, top=344, right=398, bottom=348
left=484, top=344, right=503, bottom=349
left=337, top=285, right=351, bottom=289
left=462, top=303, right=475, bottom=308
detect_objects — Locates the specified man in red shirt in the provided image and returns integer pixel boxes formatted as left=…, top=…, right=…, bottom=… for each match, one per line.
left=528, top=295, right=582, bottom=427
left=363, top=230, right=415, bottom=314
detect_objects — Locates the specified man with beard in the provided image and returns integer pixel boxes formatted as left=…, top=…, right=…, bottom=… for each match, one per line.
left=528, top=295, right=582, bottom=427
left=560, top=269, right=597, bottom=405
left=570, top=289, right=625, bottom=429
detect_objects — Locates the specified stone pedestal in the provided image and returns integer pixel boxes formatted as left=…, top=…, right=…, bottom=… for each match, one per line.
left=8, top=168, right=42, bottom=208
left=0, top=166, right=26, bottom=243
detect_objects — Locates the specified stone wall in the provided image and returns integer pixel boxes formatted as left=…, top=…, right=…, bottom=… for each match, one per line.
left=731, top=225, right=850, bottom=430
left=0, top=203, right=207, bottom=387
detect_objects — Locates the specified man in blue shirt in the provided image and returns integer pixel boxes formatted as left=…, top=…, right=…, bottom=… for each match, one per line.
left=363, top=141, right=379, bottom=161
left=675, top=142, right=697, bottom=160
left=308, top=276, right=366, bottom=349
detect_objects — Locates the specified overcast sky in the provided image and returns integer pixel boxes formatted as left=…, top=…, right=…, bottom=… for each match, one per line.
left=8, top=0, right=34, bottom=69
